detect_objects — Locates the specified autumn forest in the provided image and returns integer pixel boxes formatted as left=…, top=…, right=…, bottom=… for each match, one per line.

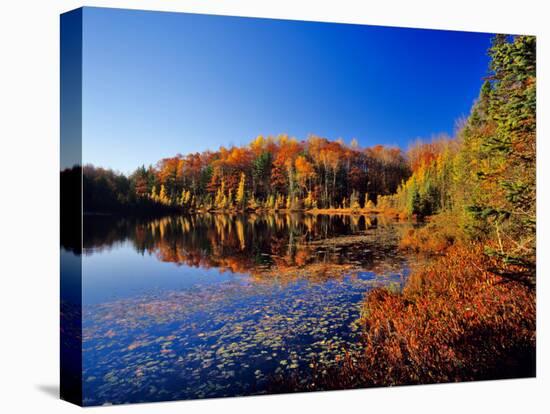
left=68, top=33, right=536, bottom=401
left=82, top=135, right=412, bottom=215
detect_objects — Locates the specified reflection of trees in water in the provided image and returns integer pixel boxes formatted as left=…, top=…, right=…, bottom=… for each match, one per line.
left=84, top=213, right=408, bottom=279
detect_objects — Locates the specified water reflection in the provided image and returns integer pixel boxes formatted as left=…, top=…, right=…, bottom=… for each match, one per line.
left=81, top=213, right=413, bottom=405
left=85, top=213, right=408, bottom=281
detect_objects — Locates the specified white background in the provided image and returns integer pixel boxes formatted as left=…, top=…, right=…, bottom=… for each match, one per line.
left=0, top=0, right=548, bottom=413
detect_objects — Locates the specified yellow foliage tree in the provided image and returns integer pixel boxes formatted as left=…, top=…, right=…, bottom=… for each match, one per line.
left=215, top=179, right=226, bottom=209
left=365, top=199, right=375, bottom=210
left=248, top=195, right=259, bottom=210
left=179, top=189, right=191, bottom=206
left=159, top=184, right=170, bottom=205
left=227, top=189, right=234, bottom=208
left=236, top=172, right=246, bottom=209
left=275, top=193, right=285, bottom=210
left=304, top=190, right=315, bottom=209
left=350, top=190, right=361, bottom=211
left=266, top=194, right=275, bottom=209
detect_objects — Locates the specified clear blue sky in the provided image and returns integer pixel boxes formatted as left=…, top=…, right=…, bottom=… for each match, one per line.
left=80, top=7, right=494, bottom=174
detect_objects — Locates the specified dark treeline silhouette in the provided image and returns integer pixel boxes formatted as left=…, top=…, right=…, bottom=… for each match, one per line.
left=80, top=165, right=179, bottom=215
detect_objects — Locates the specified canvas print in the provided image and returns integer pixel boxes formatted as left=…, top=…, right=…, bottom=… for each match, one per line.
left=60, top=7, right=536, bottom=406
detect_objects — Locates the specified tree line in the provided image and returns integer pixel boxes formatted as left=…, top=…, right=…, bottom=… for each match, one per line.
left=80, top=136, right=411, bottom=213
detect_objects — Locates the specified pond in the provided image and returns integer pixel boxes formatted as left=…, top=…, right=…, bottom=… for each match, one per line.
left=72, top=213, right=414, bottom=405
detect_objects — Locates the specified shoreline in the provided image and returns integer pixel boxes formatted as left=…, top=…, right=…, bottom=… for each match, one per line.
left=84, top=207, right=406, bottom=219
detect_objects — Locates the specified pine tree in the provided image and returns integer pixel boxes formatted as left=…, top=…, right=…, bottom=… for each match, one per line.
left=407, top=179, right=421, bottom=217
left=467, top=35, right=536, bottom=277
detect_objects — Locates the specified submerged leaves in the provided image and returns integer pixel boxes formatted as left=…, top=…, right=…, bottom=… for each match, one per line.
left=83, top=266, right=407, bottom=404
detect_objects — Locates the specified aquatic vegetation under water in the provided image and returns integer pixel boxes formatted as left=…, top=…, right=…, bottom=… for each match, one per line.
left=82, top=267, right=408, bottom=405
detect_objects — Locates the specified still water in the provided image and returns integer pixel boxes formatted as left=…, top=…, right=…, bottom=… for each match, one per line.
left=77, top=213, right=412, bottom=405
